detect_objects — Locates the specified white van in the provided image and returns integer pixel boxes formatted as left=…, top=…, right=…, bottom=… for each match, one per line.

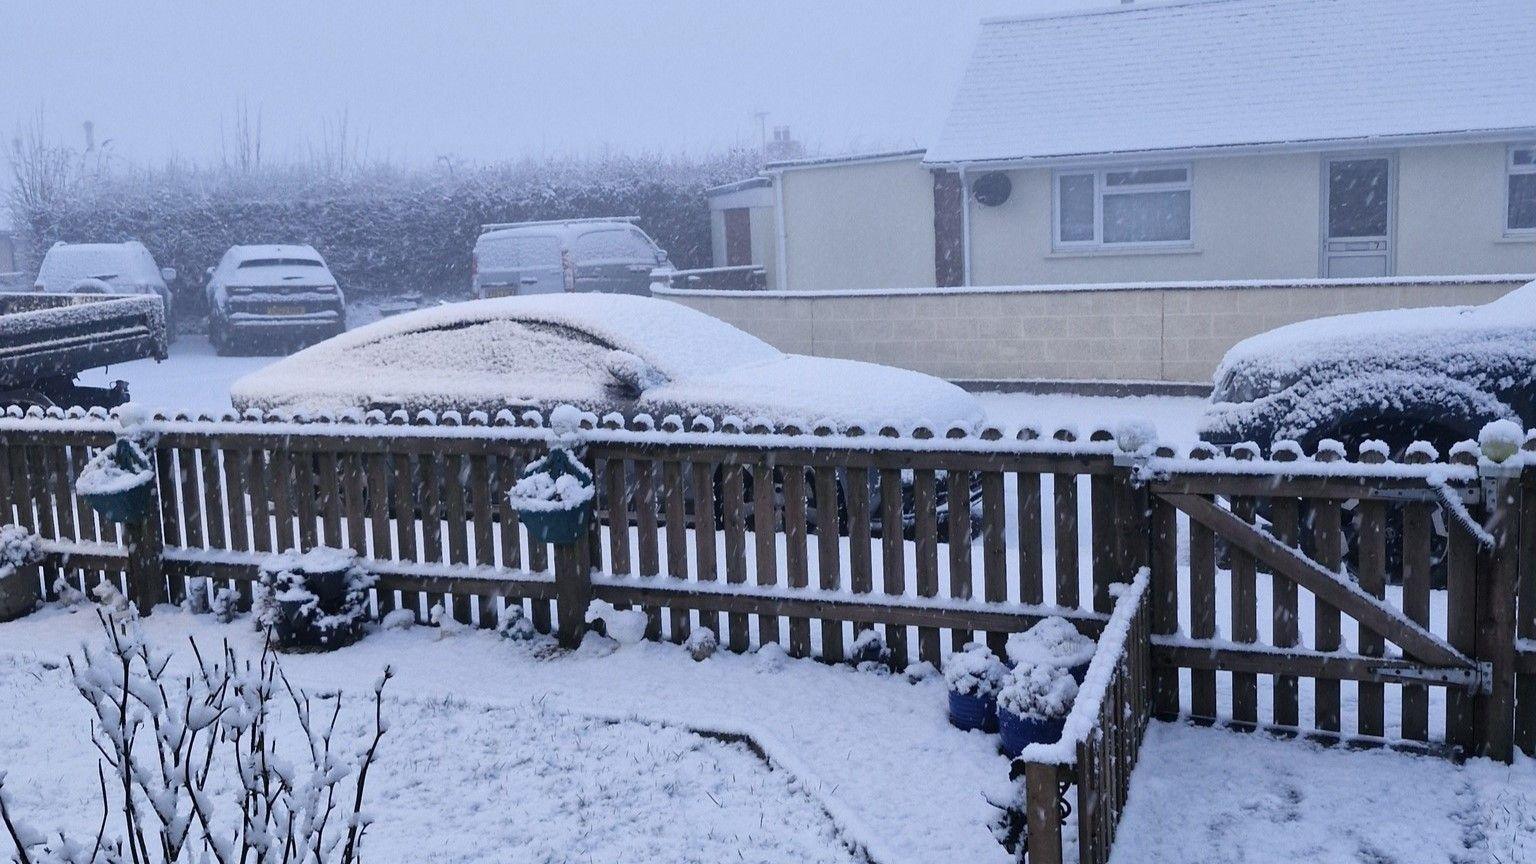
left=471, top=218, right=668, bottom=299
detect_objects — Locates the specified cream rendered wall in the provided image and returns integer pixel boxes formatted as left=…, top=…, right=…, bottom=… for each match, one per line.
left=968, top=153, right=1322, bottom=286
left=750, top=205, right=777, bottom=288
left=1397, top=143, right=1536, bottom=275
left=778, top=158, right=935, bottom=292
left=965, top=143, right=1535, bottom=288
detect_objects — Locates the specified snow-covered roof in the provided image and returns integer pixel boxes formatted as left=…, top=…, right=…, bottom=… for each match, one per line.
left=926, top=0, right=1536, bottom=165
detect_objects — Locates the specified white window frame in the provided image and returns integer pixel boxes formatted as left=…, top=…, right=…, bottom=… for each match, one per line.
left=1506, top=144, right=1536, bottom=237
left=1052, top=164, right=1193, bottom=250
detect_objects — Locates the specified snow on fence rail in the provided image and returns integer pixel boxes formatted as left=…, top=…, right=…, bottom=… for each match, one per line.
left=0, top=406, right=1532, bottom=764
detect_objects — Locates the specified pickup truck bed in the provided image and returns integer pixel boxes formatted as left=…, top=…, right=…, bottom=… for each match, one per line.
left=0, top=292, right=168, bottom=409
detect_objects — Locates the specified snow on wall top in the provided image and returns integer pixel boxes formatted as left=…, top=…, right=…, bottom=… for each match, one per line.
left=926, top=0, right=1536, bottom=164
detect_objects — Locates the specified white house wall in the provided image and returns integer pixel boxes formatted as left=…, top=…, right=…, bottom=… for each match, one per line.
left=778, top=158, right=935, bottom=292
left=1397, top=143, right=1536, bottom=275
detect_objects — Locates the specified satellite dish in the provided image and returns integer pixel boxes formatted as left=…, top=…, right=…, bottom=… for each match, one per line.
left=971, top=172, right=1012, bottom=207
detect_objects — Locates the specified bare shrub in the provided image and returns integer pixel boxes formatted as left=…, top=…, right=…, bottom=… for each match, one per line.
left=0, top=612, right=392, bottom=864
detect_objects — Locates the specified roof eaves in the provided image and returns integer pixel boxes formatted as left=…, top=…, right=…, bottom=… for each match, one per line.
left=765, top=148, right=927, bottom=172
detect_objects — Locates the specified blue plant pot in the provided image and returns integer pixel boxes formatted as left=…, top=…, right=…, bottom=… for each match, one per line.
left=998, top=708, right=1066, bottom=757
left=947, top=690, right=999, bottom=733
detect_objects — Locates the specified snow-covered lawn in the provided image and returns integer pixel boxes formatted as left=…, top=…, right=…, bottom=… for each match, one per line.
left=1114, top=722, right=1536, bottom=864
left=78, top=335, right=1210, bottom=442
left=1, top=606, right=1529, bottom=864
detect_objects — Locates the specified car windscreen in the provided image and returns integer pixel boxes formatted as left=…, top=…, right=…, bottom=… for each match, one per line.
left=478, top=235, right=561, bottom=270
left=572, top=229, right=654, bottom=265
left=237, top=258, right=324, bottom=268
left=337, top=318, right=615, bottom=391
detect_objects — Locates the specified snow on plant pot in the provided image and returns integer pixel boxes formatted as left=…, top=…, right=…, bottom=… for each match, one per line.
left=0, top=524, right=44, bottom=623
left=75, top=438, right=156, bottom=524
left=996, top=663, right=1078, bottom=758
left=1006, top=616, right=1096, bottom=684
left=943, top=642, right=1007, bottom=733
left=508, top=447, right=594, bottom=545
left=255, top=547, right=376, bottom=651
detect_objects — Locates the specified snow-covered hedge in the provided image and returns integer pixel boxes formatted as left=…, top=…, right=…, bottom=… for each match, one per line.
left=12, top=151, right=761, bottom=300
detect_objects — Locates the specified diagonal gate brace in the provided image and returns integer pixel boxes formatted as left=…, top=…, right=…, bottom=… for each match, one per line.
left=1160, top=493, right=1476, bottom=674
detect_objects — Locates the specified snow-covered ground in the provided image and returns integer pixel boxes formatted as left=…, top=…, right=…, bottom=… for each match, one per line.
left=0, top=606, right=1529, bottom=864
left=77, top=336, right=1209, bottom=443
left=1114, top=722, right=1536, bottom=864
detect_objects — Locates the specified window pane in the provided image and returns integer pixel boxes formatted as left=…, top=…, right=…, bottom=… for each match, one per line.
left=1513, top=148, right=1535, bottom=167
left=1058, top=174, right=1095, bottom=242
left=573, top=229, right=654, bottom=263
left=1510, top=174, right=1536, bottom=231
left=1328, top=159, right=1390, bottom=238
left=1105, top=167, right=1188, bottom=186
left=480, top=236, right=561, bottom=269
left=1102, top=190, right=1191, bottom=243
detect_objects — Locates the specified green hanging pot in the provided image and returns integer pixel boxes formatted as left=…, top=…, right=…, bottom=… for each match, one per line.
left=510, top=448, right=594, bottom=545
left=78, top=439, right=156, bottom=524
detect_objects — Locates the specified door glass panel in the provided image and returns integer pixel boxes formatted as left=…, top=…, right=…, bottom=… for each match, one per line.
left=1058, top=174, right=1095, bottom=242
left=1103, top=190, right=1191, bottom=243
left=1328, top=159, right=1390, bottom=238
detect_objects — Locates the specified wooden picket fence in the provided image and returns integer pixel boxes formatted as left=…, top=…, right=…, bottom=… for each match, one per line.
left=1, top=407, right=1533, bottom=862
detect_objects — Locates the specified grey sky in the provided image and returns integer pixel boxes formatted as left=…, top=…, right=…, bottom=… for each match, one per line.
left=2, top=0, right=1097, bottom=167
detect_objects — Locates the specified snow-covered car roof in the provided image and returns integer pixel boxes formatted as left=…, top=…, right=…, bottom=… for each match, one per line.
left=226, top=244, right=323, bottom=262
left=230, top=294, right=983, bottom=430
left=1215, top=280, right=1536, bottom=382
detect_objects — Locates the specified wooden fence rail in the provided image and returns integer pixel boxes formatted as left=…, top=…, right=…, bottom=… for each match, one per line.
left=0, top=410, right=1532, bottom=768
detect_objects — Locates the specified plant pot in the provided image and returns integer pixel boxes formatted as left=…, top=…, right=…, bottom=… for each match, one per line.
left=0, top=573, right=37, bottom=623
left=519, top=504, right=591, bottom=545
left=1068, top=661, right=1091, bottom=686
left=82, top=481, right=155, bottom=525
left=998, top=708, right=1066, bottom=757
left=271, top=566, right=362, bottom=652
left=948, top=690, right=999, bottom=733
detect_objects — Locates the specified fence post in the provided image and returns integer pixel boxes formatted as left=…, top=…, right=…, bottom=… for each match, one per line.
left=1518, top=460, right=1536, bottom=757
left=125, top=449, right=166, bottom=615
left=1024, top=762, right=1064, bottom=864
left=1476, top=461, right=1521, bottom=762
left=553, top=539, right=592, bottom=649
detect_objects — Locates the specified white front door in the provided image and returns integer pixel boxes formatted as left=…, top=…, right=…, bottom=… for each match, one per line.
left=1322, top=155, right=1394, bottom=278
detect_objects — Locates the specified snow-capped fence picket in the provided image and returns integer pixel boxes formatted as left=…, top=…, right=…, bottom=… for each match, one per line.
left=0, top=407, right=1533, bottom=773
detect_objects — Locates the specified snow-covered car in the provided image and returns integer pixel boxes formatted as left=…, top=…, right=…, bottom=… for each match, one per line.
left=206, top=245, right=346, bottom=355
left=33, top=241, right=177, bottom=339
left=232, top=294, right=986, bottom=535
left=1200, top=280, right=1536, bottom=454
left=472, top=218, right=669, bottom=299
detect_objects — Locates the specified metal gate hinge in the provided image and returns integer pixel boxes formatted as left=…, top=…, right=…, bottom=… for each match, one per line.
left=1370, top=664, right=1484, bottom=692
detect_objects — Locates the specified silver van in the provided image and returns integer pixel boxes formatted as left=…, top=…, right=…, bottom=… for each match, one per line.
left=471, top=218, right=669, bottom=299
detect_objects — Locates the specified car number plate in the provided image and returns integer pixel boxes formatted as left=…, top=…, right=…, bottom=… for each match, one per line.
left=265, top=304, right=304, bottom=316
